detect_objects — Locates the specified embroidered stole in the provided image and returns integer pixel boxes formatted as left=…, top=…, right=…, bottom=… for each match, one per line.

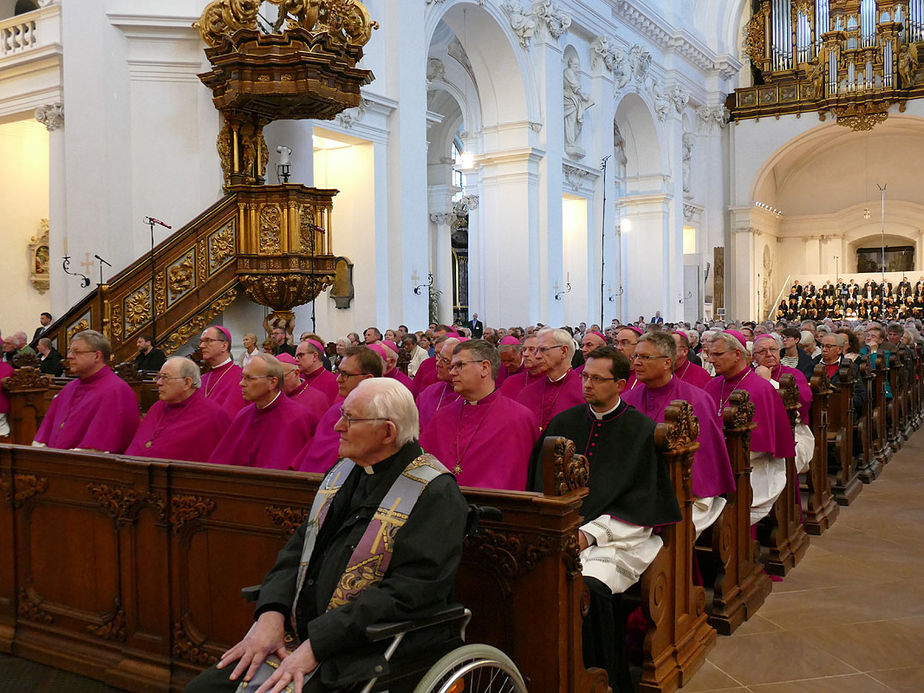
left=291, top=452, right=448, bottom=634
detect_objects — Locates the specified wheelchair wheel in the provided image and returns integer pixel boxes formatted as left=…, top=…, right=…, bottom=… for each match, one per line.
left=412, top=643, right=527, bottom=693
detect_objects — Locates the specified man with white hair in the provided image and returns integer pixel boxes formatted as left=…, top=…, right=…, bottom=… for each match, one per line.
left=499, top=334, right=543, bottom=399
left=125, top=357, right=230, bottom=462
left=208, top=353, right=318, bottom=470
left=33, top=330, right=139, bottom=453
left=517, top=328, right=584, bottom=432
left=705, top=331, right=795, bottom=525
left=185, top=379, right=468, bottom=693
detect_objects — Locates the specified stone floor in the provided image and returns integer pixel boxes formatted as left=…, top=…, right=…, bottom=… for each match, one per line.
left=681, top=429, right=924, bottom=693
left=2, top=430, right=922, bottom=693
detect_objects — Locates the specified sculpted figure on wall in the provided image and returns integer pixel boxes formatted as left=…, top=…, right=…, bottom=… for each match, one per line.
left=563, top=55, right=594, bottom=160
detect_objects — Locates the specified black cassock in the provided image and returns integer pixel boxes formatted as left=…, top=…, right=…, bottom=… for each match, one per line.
left=186, top=442, right=468, bottom=693
left=528, top=401, right=681, bottom=692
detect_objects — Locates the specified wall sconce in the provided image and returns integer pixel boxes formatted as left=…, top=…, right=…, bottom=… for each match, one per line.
left=554, top=273, right=572, bottom=301
left=678, top=290, right=693, bottom=304
left=413, top=272, right=434, bottom=295
left=62, top=256, right=91, bottom=288
left=607, top=286, right=624, bottom=302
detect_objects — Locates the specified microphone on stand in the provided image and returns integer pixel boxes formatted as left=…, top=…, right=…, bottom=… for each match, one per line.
left=144, top=216, right=172, bottom=229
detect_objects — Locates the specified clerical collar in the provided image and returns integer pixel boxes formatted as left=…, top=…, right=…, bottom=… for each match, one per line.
left=257, top=391, right=281, bottom=410
left=465, top=388, right=498, bottom=406
left=589, top=397, right=622, bottom=419
left=213, top=357, right=232, bottom=369
left=547, top=369, right=570, bottom=383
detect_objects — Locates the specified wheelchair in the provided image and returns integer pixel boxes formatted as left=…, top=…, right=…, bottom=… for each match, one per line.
left=241, top=505, right=527, bottom=693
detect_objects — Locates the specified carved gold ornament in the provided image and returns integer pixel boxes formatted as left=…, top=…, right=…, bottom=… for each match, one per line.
left=162, top=287, right=239, bottom=356
left=833, top=102, right=891, bottom=131
left=168, top=251, right=196, bottom=305
left=67, top=316, right=91, bottom=341
left=259, top=204, right=282, bottom=253
left=208, top=222, right=236, bottom=274
left=29, top=218, right=50, bottom=294
left=123, top=283, right=152, bottom=337
left=195, top=0, right=377, bottom=49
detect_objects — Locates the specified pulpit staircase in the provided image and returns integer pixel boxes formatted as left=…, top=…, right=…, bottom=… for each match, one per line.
left=40, top=184, right=338, bottom=365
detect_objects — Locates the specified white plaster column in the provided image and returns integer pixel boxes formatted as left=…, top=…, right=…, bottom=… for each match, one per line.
left=36, top=103, right=68, bottom=317
left=697, top=105, right=729, bottom=319
left=533, top=33, right=565, bottom=326
left=664, top=110, right=686, bottom=322
left=728, top=207, right=756, bottom=320
left=622, top=194, right=671, bottom=323
left=478, top=148, right=542, bottom=327
left=428, top=211, right=455, bottom=325
left=587, top=43, right=617, bottom=328
left=383, top=2, right=429, bottom=328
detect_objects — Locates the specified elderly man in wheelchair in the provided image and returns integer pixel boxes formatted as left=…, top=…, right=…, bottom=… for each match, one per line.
left=185, top=378, right=523, bottom=693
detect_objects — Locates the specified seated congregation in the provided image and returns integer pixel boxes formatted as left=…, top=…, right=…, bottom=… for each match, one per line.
left=1, top=316, right=922, bottom=693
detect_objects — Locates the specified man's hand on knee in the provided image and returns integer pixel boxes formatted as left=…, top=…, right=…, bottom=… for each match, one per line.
left=255, top=639, right=318, bottom=693
left=217, top=610, right=288, bottom=683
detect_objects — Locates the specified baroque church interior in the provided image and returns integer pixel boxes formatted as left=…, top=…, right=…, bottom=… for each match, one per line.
left=2, top=0, right=924, bottom=692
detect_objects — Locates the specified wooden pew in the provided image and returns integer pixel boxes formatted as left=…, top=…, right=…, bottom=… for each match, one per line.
left=762, top=374, right=809, bottom=577
left=699, top=390, right=772, bottom=636
left=2, top=367, right=158, bottom=445
left=827, top=364, right=863, bottom=504
left=802, top=365, right=839, bottom=535
left=886, top=348, right=903, bottom=454
left=0, top=444, right=606, bottom=693
left=855, top=357, right=875, bottom=475
left=870, top=352, right=891, bottom=469
left=896, top=346, right=915, bottom=441
left=639, top=401, right=716, bottom=693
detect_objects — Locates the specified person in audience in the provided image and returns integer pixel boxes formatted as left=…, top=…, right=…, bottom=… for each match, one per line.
left=815, top=333, right=866, bottom=418
left=613, top=326, right=641, bottom=390
left=208, top=353, right=317, bottom=470
left=499, top=334, right=542, bottom=399
left=623, top=333, right=734, bottom=536
left=410, top=326, right=454, bottom=399
left=751, top=333, right=815, bottom=475
left=528, top=346, right=681, bottom=690
left=32, top=330, right=139, bottom=453
left=125, top=357, right=230, bottom=461
left=416, top=338, right=461, bottom=429
left=133, top=334, right=166, bottom=373
left=576, top=331, right=607, bottom=375
left=705, top=331, right=794, bottom=525
left=0, top=358, right=13, bottom=437
left=271, top=327, right=296, bottom=357
left=375, top=341, right=413, bottom=390
left=185, top=378, right=468, bottom=693
left=5, top=332, right=35, bottom=364
left=403, top=333, right=428, bottom=377
left=420, top=340, right=537, bottom=490
left=363, top=326, right=382, bottom=344
left=295, top=338, right=339, bottom=405
left=29, top=312, right=53, bottom=350
left=36, top=337, right=63, bottom=376
left=199, top=326, right=247, bottom=416
left=294, top=346, right=384, bottom=473
left=671, top=330, right=711, bottom=388
left=517, top=328, right=583, bottom=433
left=779, top=327, right=815, bottom=382
left=279, top=353, right=329, bottom=420
left=237, top=333, right=259, bottom=369
left=495, top=335, right=524, bottom=385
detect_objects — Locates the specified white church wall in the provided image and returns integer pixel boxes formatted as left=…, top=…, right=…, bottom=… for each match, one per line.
left=0, top=117, right=49, bottom=334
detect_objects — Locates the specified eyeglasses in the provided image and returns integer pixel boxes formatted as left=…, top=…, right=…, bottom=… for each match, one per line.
left=154, top=374, right=186, bottom=382
left=820, top=344, right=840, bottom=350
left=536, top=345, right=565, bottom=353
left=66, top=349, right=97, bottom=356
left=581, top=373, right=616, bottom=384
left=436, top=356, right=452, bottom=365
left=336, top=370, right=364, bottom=380
left=338, top=408, right=390, bottom=428
left=751, top=348, right=778, bottom=357
left=199, top=337, right=222, bottom=344
left=631, top=354, right=668, bottom=362
left=241, top=374, right=273, bottom=382
left=448, top=360, right=481, bottom=372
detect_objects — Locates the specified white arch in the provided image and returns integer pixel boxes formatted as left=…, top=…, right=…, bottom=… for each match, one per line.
left=424, top=0, right=541, bottom=129
left=614, top=91, right=664, bottom=180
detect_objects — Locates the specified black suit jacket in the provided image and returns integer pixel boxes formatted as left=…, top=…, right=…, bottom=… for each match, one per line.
left=39, top=349, right=64, bottom=377
left=467, top=320, right=484, bottom=338
left=812, top=354, right=866, bottom=417
left=29, top=326, right=47, bottom=350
